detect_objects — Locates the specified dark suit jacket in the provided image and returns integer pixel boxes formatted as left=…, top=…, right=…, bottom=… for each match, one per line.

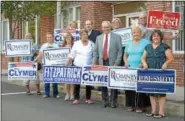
left=88, top=29, right=102, bottom=43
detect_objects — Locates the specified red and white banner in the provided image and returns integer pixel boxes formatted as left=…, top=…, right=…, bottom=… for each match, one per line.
left=147, top=11, right=181, bottom=31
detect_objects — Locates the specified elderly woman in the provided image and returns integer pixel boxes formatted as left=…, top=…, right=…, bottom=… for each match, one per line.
left=65, top=29, right=95, bottom=104
left=123, top=26, right=151, bottom=112
left=142, top=30, right=174, bottom=118
left=61, top=33, right=75, bottom=101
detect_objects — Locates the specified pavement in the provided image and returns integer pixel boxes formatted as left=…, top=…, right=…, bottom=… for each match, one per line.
left=2, top=81, right=184, bottom=121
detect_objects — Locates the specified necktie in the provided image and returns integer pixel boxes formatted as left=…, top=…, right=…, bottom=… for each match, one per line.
left=103, top=34, right=108, bottom=60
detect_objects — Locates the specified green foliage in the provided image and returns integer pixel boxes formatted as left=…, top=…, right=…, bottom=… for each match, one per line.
left=1, top=1, right=67, bottom=38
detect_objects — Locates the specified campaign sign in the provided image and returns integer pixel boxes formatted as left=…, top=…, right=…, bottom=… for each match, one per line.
left=112, top=28, right=133, bottom=46
left=8, top=62, right=37, bottom=80
left=81, top=65, right=108, bottom=87
left=5, top=40, right=32, bottom=57
left=147, top=10, right=180, bottom=31
left=43, top=66, right=82, bottom=84
left=43, top=47, right=70, bottom=66
left=54, top=28, right=80, bottom=43
left=137, top=69, right=176, bottom=94
left=108, top=67, right=137, bottom=90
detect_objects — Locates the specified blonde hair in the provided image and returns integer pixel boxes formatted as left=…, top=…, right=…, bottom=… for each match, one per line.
left=131, top=26, right=142, bottom=34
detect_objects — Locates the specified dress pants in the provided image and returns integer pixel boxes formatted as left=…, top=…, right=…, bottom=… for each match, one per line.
left=101, top=60, right=118, bottom=106
left=74, top=84, right=92, bottom=100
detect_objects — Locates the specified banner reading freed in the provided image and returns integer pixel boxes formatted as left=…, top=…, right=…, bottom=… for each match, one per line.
left=43, top=66, right=82, bottom=84
left=43, top=47, right=70, bottom=66
left=5, top=40, right=32, bottom=57
left=147, top=10, right=180, bottom=31
left=81, top=66, right=108, bottom=87
left=54, top=28, right=80, bottom=43
left=8, top=62, right=37, bottom=80
left=108, top=67, right=137, bottom=90
left=137, top=69, right=176, bottom=94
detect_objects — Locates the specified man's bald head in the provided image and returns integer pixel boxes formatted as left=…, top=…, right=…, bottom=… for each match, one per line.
left=101, top=21, right=112, bottom=34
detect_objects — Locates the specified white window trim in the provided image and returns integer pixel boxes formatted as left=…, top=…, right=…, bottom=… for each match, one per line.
left=62, top=5, right=81, bottom=29
left=172, top=1, right=184, bottom=54
left=0, top=19, right=10, bottom=53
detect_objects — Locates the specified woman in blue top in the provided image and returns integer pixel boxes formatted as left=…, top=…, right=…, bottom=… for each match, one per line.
left=124, top=26, right=151, bottom=112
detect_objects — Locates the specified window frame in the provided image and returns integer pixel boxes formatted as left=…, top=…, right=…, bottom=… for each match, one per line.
left=172, top=1, right=184, bottom=54
left=61, top=5, right=81, bottom=29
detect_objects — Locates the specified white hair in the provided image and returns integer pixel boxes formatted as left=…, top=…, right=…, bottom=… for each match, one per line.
left=101, top=21, right=111, bottom=27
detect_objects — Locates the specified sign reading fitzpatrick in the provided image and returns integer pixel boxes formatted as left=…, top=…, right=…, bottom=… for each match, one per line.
left=43, top=66, right=82, bottom=84
left=5, top=40, right=32, bottom=57
left=147, top=10, right=181, bottom=31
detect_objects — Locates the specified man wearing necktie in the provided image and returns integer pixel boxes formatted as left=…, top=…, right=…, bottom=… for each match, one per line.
left=93, top=21, right=122, bottom=108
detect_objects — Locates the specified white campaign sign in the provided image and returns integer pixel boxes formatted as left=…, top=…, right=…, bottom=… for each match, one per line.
left=5, top=40, right=32, bottom=57
left=81, top=66, right=108, bottom=87
left=8, top=62, right=37, bottom=80
left=112, top=28, right=133, bottom=46
left=43, top=47, right=71, bottom=66
left=108, top=67, right=137, bottom=90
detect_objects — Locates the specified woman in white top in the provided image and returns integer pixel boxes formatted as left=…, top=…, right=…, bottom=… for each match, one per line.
left=65, top=29, right=95, bottom=104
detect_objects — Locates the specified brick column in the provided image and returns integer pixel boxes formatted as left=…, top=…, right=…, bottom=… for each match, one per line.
left=40, top=16, right=54, bottom=44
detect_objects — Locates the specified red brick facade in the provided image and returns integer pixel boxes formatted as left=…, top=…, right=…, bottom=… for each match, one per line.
left=1, top=1, right=184, bottom=87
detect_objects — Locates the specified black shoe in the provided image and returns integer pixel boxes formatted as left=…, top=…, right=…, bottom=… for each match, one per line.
left=102, top=103, right=109, bottom=108
left=26, top=91, right=31, bottom=95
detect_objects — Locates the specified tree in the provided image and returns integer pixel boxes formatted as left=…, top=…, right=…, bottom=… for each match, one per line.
left=1, top=1, right=66, bottom=62
left=1, top=1, right=66, bottom=39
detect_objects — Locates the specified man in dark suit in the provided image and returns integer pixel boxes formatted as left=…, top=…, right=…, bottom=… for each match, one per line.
left=93, top=21, right=122, bottom=108
left=85, top=20, right=101, bottom=43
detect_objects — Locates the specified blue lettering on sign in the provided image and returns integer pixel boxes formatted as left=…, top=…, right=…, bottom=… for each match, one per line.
left=82, top=72, right=108, bottom=82
left=9, top=69, right=36, bottom=76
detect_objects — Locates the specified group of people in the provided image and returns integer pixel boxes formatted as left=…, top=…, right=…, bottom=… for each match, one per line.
left=21, top=12, right=177, bottom=119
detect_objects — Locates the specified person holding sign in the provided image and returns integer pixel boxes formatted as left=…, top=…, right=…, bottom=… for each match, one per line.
left=142, top=30, right=174, bottom=118
left=93, top=21, right=122, bottom=108
left=61, top=33, right=75, bottom=101
left=138, top=12, right=179, bottom=44
left=34, top=32, right=60, bottom=98
left=123, top=26, right=151, bottom=112
left=22, top=33, right=41, bottom=95
left=65, top=29, right=95, bottom=104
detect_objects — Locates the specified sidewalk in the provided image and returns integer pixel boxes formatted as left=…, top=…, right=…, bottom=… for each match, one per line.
left=1, top=69, right=184, bottom=117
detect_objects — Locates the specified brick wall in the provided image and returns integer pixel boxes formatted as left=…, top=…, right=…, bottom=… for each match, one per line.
left=80, top=2, right=112, bottom=30
left=40, top=16, right=54, bottom=44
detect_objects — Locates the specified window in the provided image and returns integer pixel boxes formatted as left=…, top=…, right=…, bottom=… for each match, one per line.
left=62, top=6, right=81, bottom=29
left=113, top=2, right=146, bottom=28
left=173, top=1, right=184, bottom=53
left=0, top=20, right=10, bottom=53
